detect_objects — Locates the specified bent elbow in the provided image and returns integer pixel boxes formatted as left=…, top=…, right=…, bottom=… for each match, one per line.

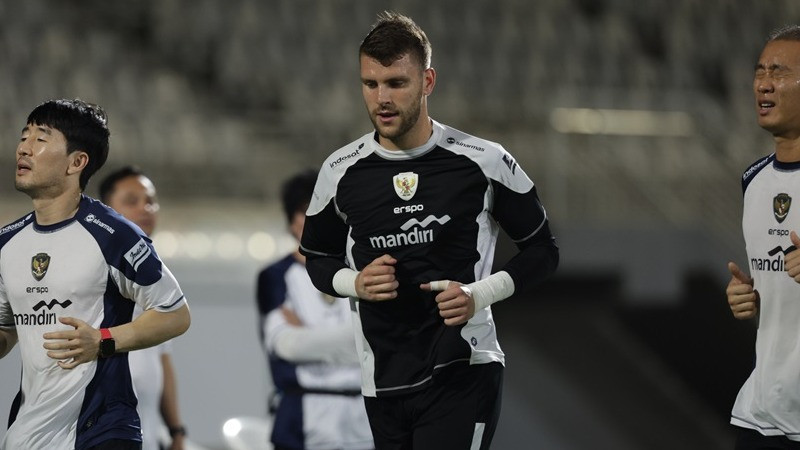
left=171, top=305, right=191, bottom=338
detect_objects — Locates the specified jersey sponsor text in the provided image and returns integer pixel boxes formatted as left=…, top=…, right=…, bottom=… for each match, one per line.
left=368, top=215, right=450, bottom=249
left=14, top=309, right=57, bottom=326
left=330, top=149, right=361, bottom=168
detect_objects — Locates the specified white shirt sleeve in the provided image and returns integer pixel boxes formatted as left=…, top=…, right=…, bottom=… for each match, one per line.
left=264, top=308, right=358, bottom=364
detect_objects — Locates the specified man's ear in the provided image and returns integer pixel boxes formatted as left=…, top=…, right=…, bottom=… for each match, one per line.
left=67, top=151, right=89, bottom=176
left=423, top=67, right=436, bottom=96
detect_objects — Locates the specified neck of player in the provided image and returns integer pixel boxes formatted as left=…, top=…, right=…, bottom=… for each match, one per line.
left=32, top=188, right=81, bottom=226
left=774, top=134, right=800, bottom=163
left=380, top=116, right=433, bottom=151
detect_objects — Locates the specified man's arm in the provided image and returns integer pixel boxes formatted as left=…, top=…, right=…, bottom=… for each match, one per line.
left=160, top=352, right=186, bottom=450
left=300, top=197, right=352, bottom=297
left=265, top=307, right=358, bottom=364
left=112, top=305, right=191, bottom=352
left=42, top=305, right=190, bottom=369
left=0, top=328, right=17, bottom=359
left=421, top=181, right=559, bottom=326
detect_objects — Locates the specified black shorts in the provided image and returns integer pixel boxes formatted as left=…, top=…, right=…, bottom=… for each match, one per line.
left=87, top=439, right=142, bottom=450
left=734, top=426, right=800, bottom=450
left=364, top=361, right=503, bottom=450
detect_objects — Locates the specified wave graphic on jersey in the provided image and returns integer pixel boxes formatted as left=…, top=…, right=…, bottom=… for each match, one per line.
left=751, top=245, right=797, bottom=272
left=369, top=215, right=450, bottom=249
left=33, top=299, right=72, bottom=311
left=399, top=215, right=451, bottom=231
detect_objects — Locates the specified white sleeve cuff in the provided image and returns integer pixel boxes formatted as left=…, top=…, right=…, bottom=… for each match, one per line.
left=332, top=268, right=359, bottom=298
left=467, top=271, right=515, bottom=311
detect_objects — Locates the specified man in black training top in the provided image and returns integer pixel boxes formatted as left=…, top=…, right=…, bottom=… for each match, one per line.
left=300, top=11, right=558, bottom=450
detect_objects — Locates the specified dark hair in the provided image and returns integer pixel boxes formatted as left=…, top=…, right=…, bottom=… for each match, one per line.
left=281, top=169, right=318, bottom=224
left=769, top=24, right=800, bottom=42
left=360, top=11, right=431, bottom=69
left=99, top=166, right=145, bottom=204
left=26, top=99, right=110, bottom=191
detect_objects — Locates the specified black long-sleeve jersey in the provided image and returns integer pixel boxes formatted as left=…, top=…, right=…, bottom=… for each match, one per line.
left=300, top=119, right=558, bottom=397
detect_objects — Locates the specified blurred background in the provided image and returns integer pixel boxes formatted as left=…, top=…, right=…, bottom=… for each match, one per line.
left=0, top=0, right=796, bottom=448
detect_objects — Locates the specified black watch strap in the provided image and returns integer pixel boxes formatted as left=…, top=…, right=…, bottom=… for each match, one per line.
left=169, top=425, right=187, bottom=437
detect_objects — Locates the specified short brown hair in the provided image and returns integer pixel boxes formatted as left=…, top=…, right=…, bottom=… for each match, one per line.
left=359, top=11, right=431, bottom=69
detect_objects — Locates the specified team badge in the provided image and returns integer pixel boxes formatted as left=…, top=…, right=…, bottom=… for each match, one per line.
left=393, top=172, right=418, bottom=201
left=31, top=253, right=51, bottom=281
left=774, top=193, right=792, bottom=223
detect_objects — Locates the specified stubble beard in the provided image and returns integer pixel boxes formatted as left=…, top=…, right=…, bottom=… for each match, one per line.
left=372, top=99, right=423, bottom=144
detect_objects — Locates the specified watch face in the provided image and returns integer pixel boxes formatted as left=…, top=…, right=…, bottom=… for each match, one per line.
left=99, top=339, right=115, bottom=358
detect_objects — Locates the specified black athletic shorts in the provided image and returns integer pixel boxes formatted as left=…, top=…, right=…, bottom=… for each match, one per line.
left=87, top=439, right=142, bottom=450
left=734, top=426, right=800, bottom=450
left=364, top=361, right=503, bottom=450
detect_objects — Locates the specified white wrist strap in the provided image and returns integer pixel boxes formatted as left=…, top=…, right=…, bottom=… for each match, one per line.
left=467, top=271, right=515, bottom=311
left=332, top=268, right=359, bottom=298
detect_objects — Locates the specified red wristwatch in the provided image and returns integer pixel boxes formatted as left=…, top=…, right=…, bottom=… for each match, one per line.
left=98, top=328, right=115, bottom=358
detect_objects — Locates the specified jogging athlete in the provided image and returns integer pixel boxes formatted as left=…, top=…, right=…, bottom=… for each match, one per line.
left=727, top=25, right=800, bottom=449
left=0, top=99, right=190, bottom=450
left=300, top=12, right=558, bottom=450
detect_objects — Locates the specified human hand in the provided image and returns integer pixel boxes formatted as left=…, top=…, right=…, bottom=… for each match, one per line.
left=356, top=254, right=398, bottom=301
left=169, top=434, right=185, bottom=450
left=420, top=280, right=475, bottom=326
left=281, top=306, right=303, bottom=326
left=726, top=262, right=759, bottom=320
left=42, top=317, right=102, bottom=369
left=785, top=231, right=800, bottom=283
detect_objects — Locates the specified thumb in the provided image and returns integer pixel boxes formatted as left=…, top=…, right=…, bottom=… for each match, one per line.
left=792, top=231, right=800, bottom=247
left=420, top=280, right=452, bottom=292
left=728, top=262, right=750, bottom=284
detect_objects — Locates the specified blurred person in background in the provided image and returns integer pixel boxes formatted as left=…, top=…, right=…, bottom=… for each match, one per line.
left=99, top=166, right=187, bottom=450
left=256, top=169, right=373, bottom=450
left=299, top=11, right=558, bottom=450
left=0, top=99, right=190, bottom=450
left=726, top=25, right=800, bottom=449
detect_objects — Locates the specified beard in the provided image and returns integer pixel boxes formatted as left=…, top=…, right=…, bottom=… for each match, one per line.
left=370, top=97, right=423, bottom=143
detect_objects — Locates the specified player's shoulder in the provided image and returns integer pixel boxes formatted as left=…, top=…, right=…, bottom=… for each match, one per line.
left=321, top=131, right=376, bottom=176
left=436, top=122, right=506, bottom=158
left=435, top=121, right=520, bottom=173
left=76, top=195, right=146, bottom=240
left=742, top=153, right=775, bottom=193
left=75, top=195, right=155, bottom=268
left=435, top=120, right=531, bottom=190
left=0, top=211, right=35, bottom=249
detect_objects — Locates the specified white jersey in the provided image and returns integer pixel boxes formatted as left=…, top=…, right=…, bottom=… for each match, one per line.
left=0, top=196, right=187, bottom=450
left=732, top=154, right=800, bottom=440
